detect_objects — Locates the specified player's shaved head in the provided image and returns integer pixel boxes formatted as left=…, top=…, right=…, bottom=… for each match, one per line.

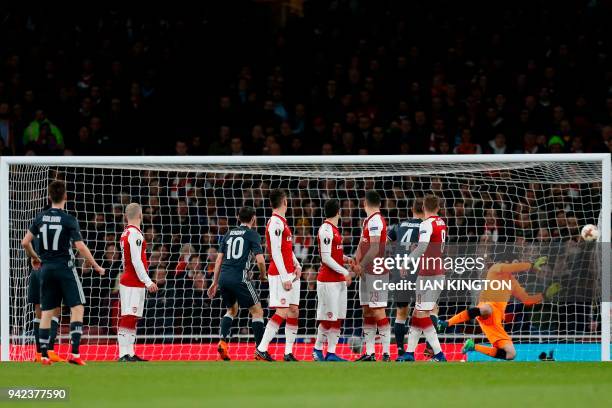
left=412, top=197, right=424, bottom=215
left=269, top=188, right=287, bottom=209
left=365, top=190, right=381, bottom=207
left=423, top=194, right=440, bottom=213
left=125, top=203, right=142, bottom=221
left=48, top=180, right=66, bottom=204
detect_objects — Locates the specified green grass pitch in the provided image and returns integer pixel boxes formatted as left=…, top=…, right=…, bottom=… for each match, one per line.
left=1, top=362, right=611, bottom=408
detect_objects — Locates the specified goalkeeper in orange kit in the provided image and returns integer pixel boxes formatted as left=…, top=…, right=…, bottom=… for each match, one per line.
left=433, top=256, right=560, bottom=360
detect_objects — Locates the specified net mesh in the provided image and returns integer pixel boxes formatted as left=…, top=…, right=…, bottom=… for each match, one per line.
left=5, top=160, right=607, bottom=361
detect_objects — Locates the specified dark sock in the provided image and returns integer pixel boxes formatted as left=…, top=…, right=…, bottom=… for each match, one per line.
left=494, top=349, right=507, bottom=360
left=467, top=307, right=481, bottom=319
left=70, top=322, right=83, bottom=355
left=220, top=315, right=233, bottom=342
left=251, top=319, right=265, bottom=345
left=33, top=319, right=41, bottom=353
left=394, top=321, right=406, bottom=354
left=49, top=317, right=59, bottom=350
left=39, top=328, right=50, bottom=358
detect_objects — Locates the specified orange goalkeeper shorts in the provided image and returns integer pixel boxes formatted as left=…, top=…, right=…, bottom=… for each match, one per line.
left=476, top=301, right=512, bottom=349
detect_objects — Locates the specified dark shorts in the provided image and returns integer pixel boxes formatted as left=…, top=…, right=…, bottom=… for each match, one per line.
left=27, top=269, right=41, bottom=305
left=219, top=280, right=259, bottom=309
left=39, top=263, right=85, bottom=311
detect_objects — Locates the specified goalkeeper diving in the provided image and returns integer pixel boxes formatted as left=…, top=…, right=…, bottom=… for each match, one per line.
left=432, top=256, right=560, bottom=360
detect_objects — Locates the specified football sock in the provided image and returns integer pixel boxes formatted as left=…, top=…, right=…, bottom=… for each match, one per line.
left=449, top=307, right=481, bottom=327
left=475, top=344, right=498, bottom=357
left=394, top=319, right=406, bottom=353
left=314, top=322, right=329, bottom=350
left=118, top=315, right=137, bottom=357
left=363, top=317, right=376, bottom=355
left=251, top=318, right=265, bottom=346
left=448, top=310, right=470, bottom=326
left=377, top=317, right=391, bottom=355
left=70, top=321, right=83, bottom=356
left=220, top=314, right=234, bottom=342
left=422, top=324, right=442, bottom=354
left=327, top=323, right=341, bottom=354
left=406, top=326, right=421, bottom=353
left=284, top=317, right=298, bottom=355
left=33, top=318, right=41, bottom=353
left=257, top=313, right=284, bottom=352
left=49, top=316, right=60, bottom=350
left=39, top=327, right=50, bottom=358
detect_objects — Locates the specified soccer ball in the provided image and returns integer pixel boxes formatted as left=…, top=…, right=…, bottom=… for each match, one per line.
left=580, top=224, right=599, bottom=241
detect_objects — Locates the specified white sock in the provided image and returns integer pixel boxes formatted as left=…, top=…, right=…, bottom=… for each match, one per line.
left=284, top=322, right=298, bottom=355
left=406, top=326, right=422, bottom=353
left=314, top=323, right=327, bottom=350
left=327, top=328, right=340, bottom=354
left=378, top=321, right=391, bottom=355
left=257, top=320, right=280, bottom=352
left=117, top=327, right=134, bottom=357
left=422, top=325, right=442, bottom=354
left=363, top=324, right=376, bottom=355
left=128, top=330, right=136, bottom=356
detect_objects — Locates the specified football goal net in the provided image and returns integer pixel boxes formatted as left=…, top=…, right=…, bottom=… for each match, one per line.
left=1, top=154, right=610, bottom=362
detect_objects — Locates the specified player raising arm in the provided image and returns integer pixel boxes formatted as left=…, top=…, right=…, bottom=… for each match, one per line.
left=21, top=180, right=105, bottom=366
left=207, top=206, right=267, bottom=361
left=256, top=189, right=302, bottom=362
left=312, top=199, right=353, bottom=362
left=354, top=190, right=391, bottom=362
left=433, top=256, right=559, bottom=360
left=117, top=203, right=158, bottom=362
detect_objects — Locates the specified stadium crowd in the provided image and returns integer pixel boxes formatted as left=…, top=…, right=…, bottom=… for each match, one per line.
left=0, top=2, right=611, bottom=158
left=1, top=2, right=604, bottom=341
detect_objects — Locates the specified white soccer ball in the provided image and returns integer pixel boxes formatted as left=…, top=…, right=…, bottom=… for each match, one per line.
left=580, top=224, right=599, bottom=241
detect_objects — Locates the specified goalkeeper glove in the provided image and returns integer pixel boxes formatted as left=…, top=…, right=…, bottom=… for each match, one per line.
left=544, top=282, right=562, bottom=299
left=533, top=256, right=548, bottom=272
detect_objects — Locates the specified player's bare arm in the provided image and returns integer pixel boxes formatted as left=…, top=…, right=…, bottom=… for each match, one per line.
left=207, top=252, right=225, bottom=299
left=359, top=235, right=381, bottom=271
left=21, top=231, right=42, bottom=269
left=74, top=240, right=105, bottom=276
left=255, top=253, right=267, bottom=281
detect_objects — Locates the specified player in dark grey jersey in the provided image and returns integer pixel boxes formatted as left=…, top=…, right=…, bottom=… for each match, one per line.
left=27, top=234, right=64, bottom=362
left=207, top=206, right=267, bottom=361
left=387, top=198, right=431, bottom=359
left=21, top=181, right=105, bottom=365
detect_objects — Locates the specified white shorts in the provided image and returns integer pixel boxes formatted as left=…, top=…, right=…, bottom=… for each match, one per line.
left=120, top=284, right=146, bottom=317
left=359, top=274, right=388, bottom=308
left=268, top=274, right=300, bottom=308
left=316, top=281, right=347, bottom=321
left=415, top=275, right=445, bottom=311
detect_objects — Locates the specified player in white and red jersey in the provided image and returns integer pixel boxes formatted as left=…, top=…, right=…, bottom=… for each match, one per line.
left=255, top=189, right=302, bottom=362
left=354, top=190, right=392, bottom=362
left=312, top=199, right=353, bottom=362
left=398, top=194, right=448, bottom=362
left=117, top=203, right=158, bottom=362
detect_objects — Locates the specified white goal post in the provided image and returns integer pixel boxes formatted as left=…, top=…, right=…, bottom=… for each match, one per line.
left=1, top=154, right=610, bottom=362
